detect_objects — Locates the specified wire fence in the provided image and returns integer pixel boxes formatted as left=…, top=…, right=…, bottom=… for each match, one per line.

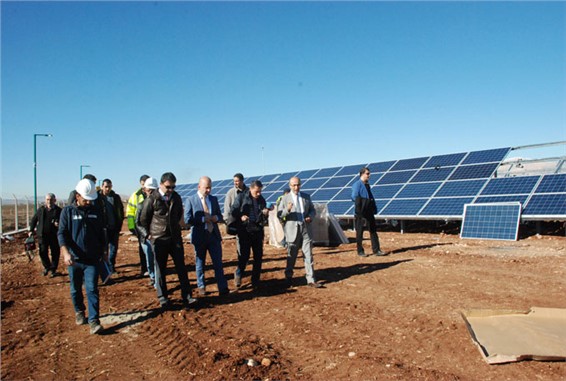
left=0, top=195, right=66, bottom=237
left=1, top=195, right=35, bottom=236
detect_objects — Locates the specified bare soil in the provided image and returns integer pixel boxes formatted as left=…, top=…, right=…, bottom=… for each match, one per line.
left=1, top=227, right=565, bottom=380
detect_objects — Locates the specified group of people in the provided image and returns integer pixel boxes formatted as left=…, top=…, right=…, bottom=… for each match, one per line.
left=28, top=166, right=385, bottom=335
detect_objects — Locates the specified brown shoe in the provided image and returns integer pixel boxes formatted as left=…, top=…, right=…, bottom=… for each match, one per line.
left=308, top=282, right=323, bottom=289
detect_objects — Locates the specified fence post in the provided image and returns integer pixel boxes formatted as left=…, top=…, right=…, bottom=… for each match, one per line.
left=13, top=194, right=19, bottom=232
left=25, top=195, right=32, bottom=230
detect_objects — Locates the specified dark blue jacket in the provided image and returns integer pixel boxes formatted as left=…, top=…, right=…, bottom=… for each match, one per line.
left=58, top=204, right=105, bottom=264
left=351, top=178, right=377, bottom=217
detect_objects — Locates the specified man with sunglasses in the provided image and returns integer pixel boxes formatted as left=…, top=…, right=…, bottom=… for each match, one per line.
left=139, top=172, right=197, bottom=311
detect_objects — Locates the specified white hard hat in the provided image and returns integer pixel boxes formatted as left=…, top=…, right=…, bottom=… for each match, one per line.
left=75, top=179, right=98, bottom=200
left=144, top=177, right=158, bottom=190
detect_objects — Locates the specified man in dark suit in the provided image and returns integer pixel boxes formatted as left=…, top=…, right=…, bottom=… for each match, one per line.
left=29, top=193, right=62, bottom=277
left=351, top=167, right=385, bottom=257
left=278, top=177, right=321, bottom=288
left=184, top=176, right=229, bottom=297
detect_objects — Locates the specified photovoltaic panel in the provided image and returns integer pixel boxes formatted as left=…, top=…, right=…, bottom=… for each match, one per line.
left=264, top=192, right=280, bottom=203
left=324, top=175, right=356, bottom=188
left=480, top=176, right=539, bottom=195
left=376, top=199, right=390, bottom=213
left=449, top=163, right=499, bottom=180
left=461, top=203, right=521, bottom=241
left=374, top=184, right=404, bottom=198
left=423, top=152, right=466, bottom=168
left=462, top=147, right=510, bottom=164
left=263, top=181, right=286, bottom=192
left=435, top=180, right=487, bottom=197
left=534, top=174, right=566, bottom=193
left=410, top=167, right=454, bottom=183
left=523, top=194, right=566, bottom=216
left=335, top=164, right=367, bottom=177
left=474, top=195, right=528, bottom=204
left=259, top=173, right=281, bottom=183
left=420, top=197, right=475, bottom=216
left=377, top=170, right=417, bottom=185
left=278, top=171, right=299, bottom=180
left=311, top=188, right=341, bottom=201
left=368, top=161, right=396, bottom=173
left=389, top=156, right=429, bottom=171
left=315, top=167, right=341, bottom=178
left=380, top=199, right=428, bottom=215
left=327, top=201, right=353, bottom=215
left=301, top=178, right=329, bottom=189
left=334, top=188, right=353, bottom=201
left=295, top=169, right=320, bottom=179
left=396, top=182, right=442, bottom=198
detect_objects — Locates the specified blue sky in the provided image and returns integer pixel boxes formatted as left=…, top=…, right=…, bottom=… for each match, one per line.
left=2, top=1, right=565, bottom=200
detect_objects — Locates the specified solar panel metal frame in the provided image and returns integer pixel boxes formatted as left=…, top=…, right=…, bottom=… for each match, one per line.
left=460, top=202, right=521, bottom=241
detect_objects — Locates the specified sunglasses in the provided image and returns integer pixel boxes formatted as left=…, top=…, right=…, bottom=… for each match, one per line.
left=165, top=185, right=176, bottom=190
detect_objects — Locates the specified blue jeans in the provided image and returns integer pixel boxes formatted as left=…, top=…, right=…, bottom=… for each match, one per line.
left=107, top=228, right=120, bottom=272
left=141, top=239, right=155, bottom=283
left=68, top=261, right=100, bottom=323
left=193, top=234, right=228, bottom=291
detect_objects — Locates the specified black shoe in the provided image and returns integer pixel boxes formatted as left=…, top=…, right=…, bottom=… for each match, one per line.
left=357, top=251, right=368, bottom=257
left=42, top=268, right=49, bottom=276
left=234, top=274, right=241, bottom=288
left=160, top=300, right=171, bottom=311
left=373, top=250, right=387, bottom=256
left=49, top=270, right=57, bottom=278
left=183, top=297, right=197, bottom=310
left=285, top=279, right=293, bottom=289
left=219, top=288, right=230, bottom=296
left=197, top=287, right=207, bottom=297
left=308, top=282, right=323, bottom=289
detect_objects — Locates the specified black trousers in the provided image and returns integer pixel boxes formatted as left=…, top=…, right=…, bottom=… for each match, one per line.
left=152, top=238, right=192, bottom=304
left=354, top=214, right=380, bottom=254
left=39, top=233, right=60, bottom=272
left=236, top=231, right=264, bottom=287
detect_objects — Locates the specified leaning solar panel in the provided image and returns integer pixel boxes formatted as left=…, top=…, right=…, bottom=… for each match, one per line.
left=460, top=202, right=521, bottom=241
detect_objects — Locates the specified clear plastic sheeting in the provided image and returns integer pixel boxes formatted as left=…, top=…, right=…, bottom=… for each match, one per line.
left=268, top=203, right=348, bottom=247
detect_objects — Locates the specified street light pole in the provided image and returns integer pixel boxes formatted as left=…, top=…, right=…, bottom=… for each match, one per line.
left=80, top=164, right=91, bottom=180
left=33, top=133, right=53, bottom=213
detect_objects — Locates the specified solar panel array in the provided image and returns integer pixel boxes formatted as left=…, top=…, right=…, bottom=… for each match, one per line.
left=176, top=147, right=566, bottom=221
left=461, top=203, right=522, bottom=241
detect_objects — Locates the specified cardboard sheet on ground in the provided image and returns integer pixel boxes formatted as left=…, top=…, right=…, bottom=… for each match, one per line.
left=461, top=307, right=566, bottom=364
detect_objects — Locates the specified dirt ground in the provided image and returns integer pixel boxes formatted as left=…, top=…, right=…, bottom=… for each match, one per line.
left=1, top=226, right=565, bottom=381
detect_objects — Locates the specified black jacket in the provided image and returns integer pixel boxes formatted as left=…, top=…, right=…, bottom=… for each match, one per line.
left=138, top=190, right=184, bottom=243
left=97, top=190, right=124, bottom=230
left=230, top=190, right=268, bottom=235
left=29, top=205, right=62, bottom=243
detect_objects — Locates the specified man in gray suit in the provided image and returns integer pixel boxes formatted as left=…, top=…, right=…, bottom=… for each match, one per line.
left=277, top=176, right=322, bottom=289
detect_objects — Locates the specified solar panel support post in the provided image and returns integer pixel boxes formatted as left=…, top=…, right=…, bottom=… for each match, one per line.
left=400, top=220, right=405, bottom=234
